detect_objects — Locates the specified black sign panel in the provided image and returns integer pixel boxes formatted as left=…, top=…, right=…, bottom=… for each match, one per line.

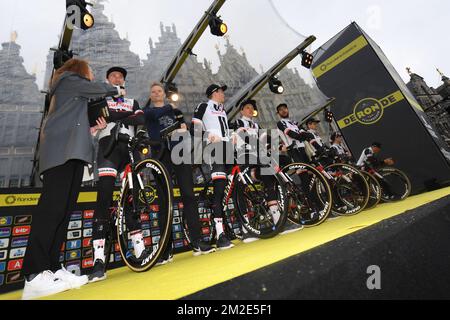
left=312, top=23, right=450, bottom=194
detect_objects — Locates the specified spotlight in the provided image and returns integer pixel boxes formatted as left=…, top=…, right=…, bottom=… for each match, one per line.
left=324, top=110, right=334, bottom=123
left=301, top=51, right=314, bottom=69
left=66, top=0, right=95, bottom=30
left=209, top=14, right=228, bottom=37
left=269, top=77, right=284, bottom=95
left=165, top=82, right=179, bottom=102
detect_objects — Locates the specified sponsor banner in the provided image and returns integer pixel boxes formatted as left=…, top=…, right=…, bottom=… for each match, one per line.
left=82, top=258, right=93, bottom=269
left=144, top=237, right=152, bottom=246
left=83, top=219, right=93, bottom=228
left=83, top=228, right=92, bottom=238
left=0, top=238, right=10, bottom=249
left=7, top=259, right=23, bottom=271
left=173, top=217, right=181, bottom=224
left=173, top=209, right=179, bottom=217
left=82, top=248, right=93, bottom=258
left=172, top=224, right=182, bottom=232
left=173, top=240, right=184, bottom=249
left=150, top=212, right=158, bottom=220
left=152, top=236, right=160, bottom=244
left=114, top=253, right=122, bottom=262
left=83, top=210, right=94, bottom=219
left=12, top=226, right=31, bottom=236
left=66, top=239, right=82, bottom=250
left=6, top=271, right=23, bottom=284
left=140, top=214, right=150, bottom=222
left=142, top=229, right=151, bottom=238
left=0, top=262, right=5, bottom=272
left=0, top=216, right=13, bottom=226
left=83, top=238, right=92, bottom=248
left=65, top=250, right=82, bottom=261
left=11, top=237, right=28, bottom=248
left=0, top=228, right=11, bottom=238
left=9, top=247, right=26, bottom=259
left=67, top=230, right=82, bottom=240
left=149, top=205, right=159, bottom=212
left=174, top=232, right=183, bottom=240
left=68, top=220, right=83, bottom=230
left=14, top=215, right=32, bottom=225
left=70, top=212, right=83, bottom=221
left=141, top=222, right=150, bottom=230
left=0, top=194, right=40, bottom=207
left=0, top=274, right=4, bottom=285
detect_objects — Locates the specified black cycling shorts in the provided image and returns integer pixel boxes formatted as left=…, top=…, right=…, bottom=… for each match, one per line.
left=97, top=137, right=130, bottom=178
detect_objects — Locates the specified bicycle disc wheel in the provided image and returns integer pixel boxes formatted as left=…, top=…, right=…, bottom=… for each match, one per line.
left=360, top=171, right=382, bottom=209
left=233, top=167, right=288, bottom=239
left=377, top=168, right=411, bottom=202
left=282, top=162, right=333, bottom=227
left=325, top=164, right=370, bottom=216
left=116, top=159, right=173, bottom=272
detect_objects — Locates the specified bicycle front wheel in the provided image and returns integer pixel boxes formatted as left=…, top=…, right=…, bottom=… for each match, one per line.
left=360, top=171, right=382, bottom=209
left=116, top=158, right=173, bottom=272
left=325, top=163, right=370, bottom=216
left=377, top=168, right=411, bottom=202
left=233, top=168, right=288, bottom=239
left=282, top=162, right=333, bottom=227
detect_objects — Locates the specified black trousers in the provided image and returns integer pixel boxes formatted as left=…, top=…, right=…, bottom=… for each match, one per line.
left=92, top=139, right=140, bottom=241
left=160, top=149, right=202, bottom=250
left=22, top=160, right=85, bottom=276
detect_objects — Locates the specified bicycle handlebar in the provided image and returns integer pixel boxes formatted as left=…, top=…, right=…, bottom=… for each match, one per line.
left=103, top=120, right=182, bottom=159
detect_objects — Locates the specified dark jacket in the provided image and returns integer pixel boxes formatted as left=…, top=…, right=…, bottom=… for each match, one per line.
left=38, top=72, right=119, bottom=175
left=143, top=102, right=185, bottom=150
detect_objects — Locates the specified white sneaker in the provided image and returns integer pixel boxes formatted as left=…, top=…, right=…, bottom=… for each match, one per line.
left=22, top=271, right=71, bottom=300
left=55, top=266, right=88, bottom=289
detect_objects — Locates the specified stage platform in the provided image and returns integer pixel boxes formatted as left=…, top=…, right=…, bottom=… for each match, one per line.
left=2, top=187, right=450, bottom=300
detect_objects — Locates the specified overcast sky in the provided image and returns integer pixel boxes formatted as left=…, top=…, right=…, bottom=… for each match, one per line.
left=1, top=0, right=448, bottom=90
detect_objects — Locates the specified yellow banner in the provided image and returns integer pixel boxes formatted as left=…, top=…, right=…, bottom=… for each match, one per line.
left=0, top=188, right=209, bottom=208
left=337, top=90, right=405, bottom=129
left=313, top=35, right=369, bottom=79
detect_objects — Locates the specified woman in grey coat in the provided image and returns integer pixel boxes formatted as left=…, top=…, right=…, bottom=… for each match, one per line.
left=21, top=58, right=123, bottom=300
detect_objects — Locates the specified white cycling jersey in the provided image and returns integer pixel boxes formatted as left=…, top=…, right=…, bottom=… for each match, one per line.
left=192, top=99, right=230, bottom=142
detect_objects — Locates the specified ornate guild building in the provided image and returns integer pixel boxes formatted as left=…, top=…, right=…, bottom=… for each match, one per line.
left=407, top=68, right=450, bottom=146
left=0, top=1, right=323, bottom=187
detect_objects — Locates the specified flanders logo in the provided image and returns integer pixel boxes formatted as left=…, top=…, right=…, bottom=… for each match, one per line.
left=0, top=194, right=41, bottom=207
left=338, top=90, right=405, bottom=129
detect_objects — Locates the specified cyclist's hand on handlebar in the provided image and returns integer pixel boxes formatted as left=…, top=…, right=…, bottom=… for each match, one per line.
left=176, top=123, right=188, bottom=133
left=208, top=134, right=222, bottom=144
left=384, top=158, right=395, bottom=166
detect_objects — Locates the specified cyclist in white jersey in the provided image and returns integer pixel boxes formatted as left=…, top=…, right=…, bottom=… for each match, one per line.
left=192, top=84, right=234, bottom=251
